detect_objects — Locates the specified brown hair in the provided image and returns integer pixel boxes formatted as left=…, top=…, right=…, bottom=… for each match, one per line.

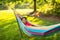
left=21, top=17, right=27, bottom=20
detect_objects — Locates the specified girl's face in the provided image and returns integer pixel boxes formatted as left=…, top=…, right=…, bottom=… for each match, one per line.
left=22, top=18, right=27, bottom=24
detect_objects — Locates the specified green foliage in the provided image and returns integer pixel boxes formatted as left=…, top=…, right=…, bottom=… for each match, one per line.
left=37, top=0, right=60, bottom=17
left=0, top=0, right=21, bottom=9
left=0, top=0, right=60, bottom=17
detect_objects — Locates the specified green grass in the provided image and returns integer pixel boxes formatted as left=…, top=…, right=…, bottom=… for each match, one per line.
left=0, top=10, right=60, bottom=40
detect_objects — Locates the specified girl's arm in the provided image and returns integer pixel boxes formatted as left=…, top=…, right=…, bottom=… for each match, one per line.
left=28, top=21, right=39, bottom=27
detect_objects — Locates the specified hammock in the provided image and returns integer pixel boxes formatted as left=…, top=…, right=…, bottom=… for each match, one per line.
left=14, top=13, right=60, bottom=36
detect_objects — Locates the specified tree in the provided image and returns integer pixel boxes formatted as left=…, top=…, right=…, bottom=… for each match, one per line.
left=34, top=0, right=36, bottom=12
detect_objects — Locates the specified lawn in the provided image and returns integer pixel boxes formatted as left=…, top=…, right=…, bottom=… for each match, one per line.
left=0, top=10, right=60, bottom=40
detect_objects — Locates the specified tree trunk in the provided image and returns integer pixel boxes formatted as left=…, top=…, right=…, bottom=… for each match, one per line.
left=34, top=0, right=36, bottom=12
left=27, top=0, right=36, bottom=16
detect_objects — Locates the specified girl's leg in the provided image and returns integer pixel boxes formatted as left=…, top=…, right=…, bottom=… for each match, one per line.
left=48, top=23, right=60, bottom=28
left=28, top=23, right=60, bottom=30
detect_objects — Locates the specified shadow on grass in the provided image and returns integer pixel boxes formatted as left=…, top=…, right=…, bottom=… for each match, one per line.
left=0, top=19, right=22, bottom=40
left=0, top=19, right=16, bottom=27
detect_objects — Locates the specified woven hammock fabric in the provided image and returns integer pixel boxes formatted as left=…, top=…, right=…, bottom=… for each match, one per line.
left=15, top=14, right=60, bottom=36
